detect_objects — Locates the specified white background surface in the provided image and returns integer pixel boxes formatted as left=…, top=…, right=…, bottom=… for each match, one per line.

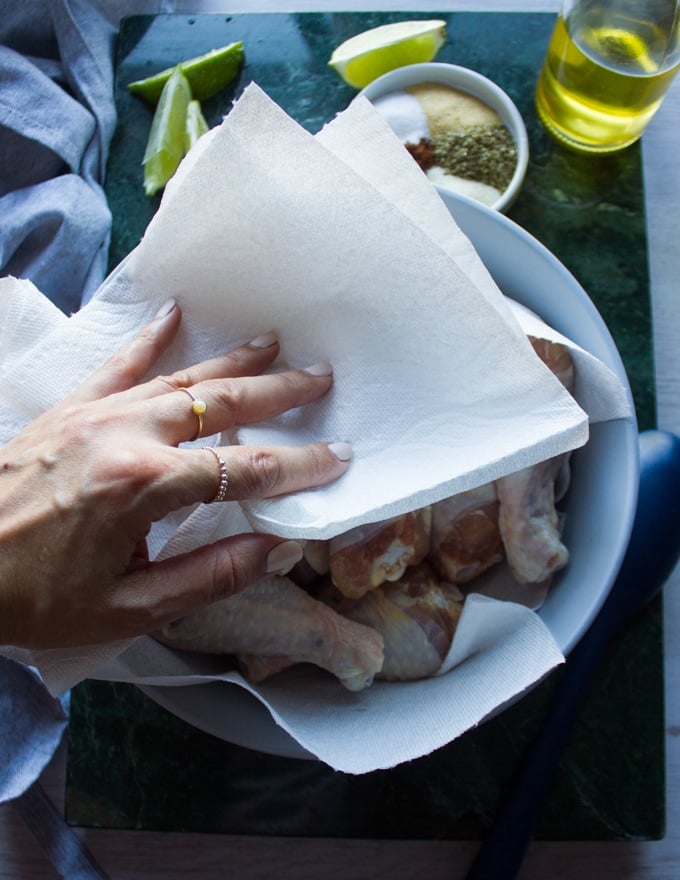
left=2, top=1, right=679, bottom=877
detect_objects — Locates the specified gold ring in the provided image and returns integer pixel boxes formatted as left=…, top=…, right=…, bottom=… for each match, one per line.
left=202, top=446, right=229, bottom=503
left=180, top=387, right=207, bottom=441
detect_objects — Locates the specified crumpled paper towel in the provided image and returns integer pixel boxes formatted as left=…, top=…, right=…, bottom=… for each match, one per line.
left=0, top=84, right=632, bottom=772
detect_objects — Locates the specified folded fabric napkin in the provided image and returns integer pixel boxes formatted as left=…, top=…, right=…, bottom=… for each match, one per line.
left=0, top=84, right=632, bottom=772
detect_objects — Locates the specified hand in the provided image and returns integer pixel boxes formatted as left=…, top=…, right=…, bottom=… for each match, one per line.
left=0, top=300, right=351, bottom=649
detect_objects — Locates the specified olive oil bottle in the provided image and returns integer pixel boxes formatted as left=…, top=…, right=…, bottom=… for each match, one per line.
left=536, top=3, right=680, bottom=153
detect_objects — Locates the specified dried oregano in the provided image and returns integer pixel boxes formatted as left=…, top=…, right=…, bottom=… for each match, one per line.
left=431, top=124, right=517, bottom=191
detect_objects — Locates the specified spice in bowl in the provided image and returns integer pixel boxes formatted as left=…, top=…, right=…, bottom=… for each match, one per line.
left=372, top=82, right=518, bottom=206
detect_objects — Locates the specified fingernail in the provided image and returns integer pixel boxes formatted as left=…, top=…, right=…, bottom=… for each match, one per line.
left=153, top=298, right=177, bottom=321
left=303, top=361, right=333, bottom=377
left=266, top=540, right=304, bottom=575
left=248, top=331, right=278, bottom=349
left=328, top=441, right=353, bottom=462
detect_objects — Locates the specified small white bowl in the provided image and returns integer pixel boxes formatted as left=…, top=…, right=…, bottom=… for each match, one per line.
left=356, top=62, right=529, bottom=213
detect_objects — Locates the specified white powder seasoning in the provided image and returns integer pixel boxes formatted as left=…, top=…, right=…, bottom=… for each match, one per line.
left=426, top=166, right=501, bottom=205
left=372, top=91, right=430, bottom=144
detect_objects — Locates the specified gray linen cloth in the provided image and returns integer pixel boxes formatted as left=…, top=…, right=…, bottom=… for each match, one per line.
left=0, top=0, right=117, bottom=313
left=0, top=0, right=165, bottom=805
left=0, top=660, right=69, bottom=802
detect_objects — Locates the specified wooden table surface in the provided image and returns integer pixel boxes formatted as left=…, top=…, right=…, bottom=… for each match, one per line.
left=2, top=1, right=679, bottom=877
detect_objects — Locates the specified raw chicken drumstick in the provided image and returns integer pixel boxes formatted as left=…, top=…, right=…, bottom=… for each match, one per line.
left=495, top=337, right=575, bottom=583
left=155, top=574, right=384, bottom=692
left=321, top=562, right=464, bottom=681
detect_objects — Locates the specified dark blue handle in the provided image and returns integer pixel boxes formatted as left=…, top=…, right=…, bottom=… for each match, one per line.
left=464, top=430, right=680, bottom=880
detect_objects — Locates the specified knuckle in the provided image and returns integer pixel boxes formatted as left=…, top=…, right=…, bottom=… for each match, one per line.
left=155, top=370, right=192, bottom=392
left=59, top=404, right=107, bottom=446
left=210, top=547, right=253, bottom=602
left=243, top=448, right=282, bottom=496
left=103, top=350, right=138, bottom=385
left=275, top=371, right=299, bottom=398
left=304, top=444, right=333, bottom=483
left=223, top=347, right=250, bottom=373
left=211, top=378, right=244, bottom=415
left=93, top=447, right=162, bottom=499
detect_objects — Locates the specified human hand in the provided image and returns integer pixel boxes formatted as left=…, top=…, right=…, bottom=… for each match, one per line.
left=0, top=300, right=351, bottom=649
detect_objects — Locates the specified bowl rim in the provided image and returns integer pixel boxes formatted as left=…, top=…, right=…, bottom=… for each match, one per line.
left=437, top=190, right=639, bottom=655
left=356, top=61, right=530, bottom=213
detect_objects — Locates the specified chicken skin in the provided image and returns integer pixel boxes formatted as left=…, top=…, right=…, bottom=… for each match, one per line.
left=321, top=563, right=464, bottom=681
left=430, top=484, right=503, bottom=583
left=155, top=574, right=384, bottom=692
left=495, top=455, right=568, bottom=584
left=528, top=335, right=575, bottom=392
left=494, top=336, right=574, bottom=584
left=329, top=508, right=431, bottom=599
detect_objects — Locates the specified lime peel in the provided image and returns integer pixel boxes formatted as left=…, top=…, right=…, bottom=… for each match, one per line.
left=329, top=20, right=447, bottom=89
left=184, top=99, right=209, bottom=152
left=143, top=66, right=192, bottom=197
left=129, top=41, right=244, bottom=104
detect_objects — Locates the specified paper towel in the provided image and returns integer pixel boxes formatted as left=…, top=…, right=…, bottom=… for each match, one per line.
left=122, top=85, right=593, bottom=539
left=0, top=85, right=632, bottom=771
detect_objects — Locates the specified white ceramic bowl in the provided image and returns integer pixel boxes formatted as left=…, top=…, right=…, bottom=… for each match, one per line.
left=140, top=194, right=639, bottom=760
left=356, top=62, right=529, bottom=213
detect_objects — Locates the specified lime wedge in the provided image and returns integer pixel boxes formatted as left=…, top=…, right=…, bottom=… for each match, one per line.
left=143, top=66, right=192, bottom=197
left=184, top=99, right=209, bottom=152
left=328, top=20, right=447, bottom=89
left=129, top=41, right=245, bottom=104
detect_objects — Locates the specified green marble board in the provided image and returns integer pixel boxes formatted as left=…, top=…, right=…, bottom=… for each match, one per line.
left=66, top=11, right=663, bottom=841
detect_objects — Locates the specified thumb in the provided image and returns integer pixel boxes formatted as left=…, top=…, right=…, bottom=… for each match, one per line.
left=117, top=534, right=304, bottom=636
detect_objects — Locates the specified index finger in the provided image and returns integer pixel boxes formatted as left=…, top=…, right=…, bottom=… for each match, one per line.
left=123, top=331, right=281, bottom=404
left=65, top=299, right=182, bottom=404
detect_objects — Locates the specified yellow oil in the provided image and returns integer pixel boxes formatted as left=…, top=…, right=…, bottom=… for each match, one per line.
left=536, top=10, right=680, bottom=152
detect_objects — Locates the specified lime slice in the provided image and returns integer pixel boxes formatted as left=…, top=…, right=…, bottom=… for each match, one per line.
left=184, top=99, right=209, bottom=151
left=328, top=20, right=447, bottom=89
left=143, top=66, right=192, bottom=196
left=129, top=41, right=244, bottom=104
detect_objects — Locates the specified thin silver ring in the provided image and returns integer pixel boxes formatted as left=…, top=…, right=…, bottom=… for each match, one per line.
left=202, top=446, right=229, bottom=503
